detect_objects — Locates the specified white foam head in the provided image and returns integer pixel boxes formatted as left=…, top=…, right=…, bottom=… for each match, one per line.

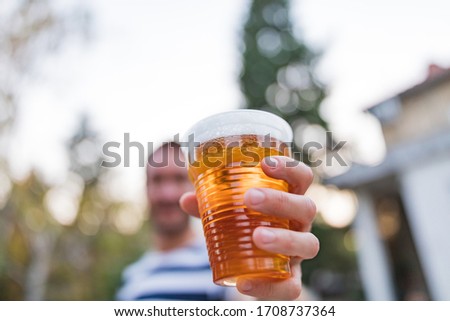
left=183, top=110, right=293, bottom=144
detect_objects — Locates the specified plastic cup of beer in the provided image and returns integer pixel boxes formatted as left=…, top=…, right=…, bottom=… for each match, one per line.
left=183, top=110, right=293, bottom=286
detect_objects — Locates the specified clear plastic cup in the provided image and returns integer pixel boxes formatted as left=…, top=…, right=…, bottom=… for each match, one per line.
left=183, top=110, right=293, bottom=286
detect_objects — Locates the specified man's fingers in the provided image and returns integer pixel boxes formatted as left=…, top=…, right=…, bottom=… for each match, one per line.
left=244, top=188, right=317, bottom=231
left=236, top=258, right=303, bottom=300
left=179, top=192, right=200, bottom=218
left=253, top=227, right=320, bottom=259
left=261, top=156, right=313, bottom=195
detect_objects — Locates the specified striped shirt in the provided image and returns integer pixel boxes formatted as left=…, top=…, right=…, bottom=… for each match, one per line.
left=116, top=237, right=229, bottom=301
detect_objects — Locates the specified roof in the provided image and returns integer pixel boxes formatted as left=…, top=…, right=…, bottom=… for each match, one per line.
left=324, top=130, right=450, bottom=189
left=367, top=64, right=450, bottom=116
left=327, top=64, right=450, bottom=189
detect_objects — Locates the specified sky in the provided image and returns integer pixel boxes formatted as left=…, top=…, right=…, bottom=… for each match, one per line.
left=8, top=0, right=450, bottom=203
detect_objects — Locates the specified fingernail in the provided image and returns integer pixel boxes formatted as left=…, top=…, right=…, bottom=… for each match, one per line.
left=248, top=189, right=265, bottom=205
left=264, top=157, right=278, bottom=169
left=259, top=228, right=276, bottom=244
left=240, top=280, right=253, bottom=292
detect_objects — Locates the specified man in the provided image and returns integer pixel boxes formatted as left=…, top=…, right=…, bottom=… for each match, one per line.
left=116, top=142, right=319, bottom=300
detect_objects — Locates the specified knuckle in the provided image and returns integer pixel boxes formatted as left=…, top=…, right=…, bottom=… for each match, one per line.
left=284, top=230, right=297, bottom=253
left=288, top=162, right=313, bottom=194
left=289, top=280, right=302, bottom=300
left=304, top=197, right=317, bottom=221
left=284, top=156, right=299, bottom=168
left=281, top=279, right=302, bottom=300
left=259, top=280, right=275, bottom=299
left=309, top=234, right=320, bottom=258
left=304, top=166, right=314, bottom=185
left=271, top=190, right=289, bottom=214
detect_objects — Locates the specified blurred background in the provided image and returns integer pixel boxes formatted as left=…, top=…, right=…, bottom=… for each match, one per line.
left=1, top=0, right=450, bottom=300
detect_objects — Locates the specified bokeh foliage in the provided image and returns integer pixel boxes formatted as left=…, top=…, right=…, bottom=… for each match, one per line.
left=239, top=0, right=326, bottom=128
left=0, top=0, right=148, bottom=300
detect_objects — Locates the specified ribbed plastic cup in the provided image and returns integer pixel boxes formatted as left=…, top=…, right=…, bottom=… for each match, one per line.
left=183, top=110, right=293, bottom=286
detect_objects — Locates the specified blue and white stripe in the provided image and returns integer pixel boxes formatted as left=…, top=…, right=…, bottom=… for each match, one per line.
left=116, top=238, right=228, bottom=301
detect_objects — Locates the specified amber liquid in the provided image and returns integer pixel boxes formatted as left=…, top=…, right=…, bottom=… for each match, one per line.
left=188, top=135, right=291, bottom=286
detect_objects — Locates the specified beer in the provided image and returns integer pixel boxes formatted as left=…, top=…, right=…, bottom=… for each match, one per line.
left=188, top=134, right=291, bottom=286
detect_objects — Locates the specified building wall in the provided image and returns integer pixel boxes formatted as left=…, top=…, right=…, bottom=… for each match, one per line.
left=399, top=151, right=450, bottom=300
left=382, top=79, right=450, bottom=148
left=353, top=190, right=396, bottom=300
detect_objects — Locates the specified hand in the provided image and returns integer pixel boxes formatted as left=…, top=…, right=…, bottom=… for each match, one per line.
left=180, top=156, right=319, bottom=300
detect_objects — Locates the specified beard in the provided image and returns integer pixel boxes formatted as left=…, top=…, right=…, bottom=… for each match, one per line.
left=150, top=203, right=191, bottom=237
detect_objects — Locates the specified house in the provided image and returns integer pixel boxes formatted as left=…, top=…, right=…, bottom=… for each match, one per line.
left=326, top=64, right=450, bottom=300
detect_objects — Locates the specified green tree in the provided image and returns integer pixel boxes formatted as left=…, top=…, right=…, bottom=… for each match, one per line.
left=0, top=0, right=90, bottom=136
left=0, top=1, right=147, bottom=300
left=0, top=0, right=92, bottom=300
left=44, top=115, right=148, bottom=300
left=0, top=115, right=149, bottom=300
left=239, top=0, right=326, bottom=129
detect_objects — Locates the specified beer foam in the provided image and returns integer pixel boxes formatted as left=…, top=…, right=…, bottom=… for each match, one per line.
left=184, top=110, right=293, bottom=144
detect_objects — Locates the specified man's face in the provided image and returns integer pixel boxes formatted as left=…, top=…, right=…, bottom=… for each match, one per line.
left=146, top=146, right=193, bottom=237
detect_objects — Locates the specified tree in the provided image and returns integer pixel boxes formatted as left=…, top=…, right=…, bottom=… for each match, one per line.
left=239, top=0, right=327, bottom=129
left=44, top=115, right=148, bottom=300
left=0, top=1, right=146, bottom=300
left=0, top=0, right=91, bottom=300
left=0, top=0, right=90, bottom=136
left=0, top=114, right=149, bottom=300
